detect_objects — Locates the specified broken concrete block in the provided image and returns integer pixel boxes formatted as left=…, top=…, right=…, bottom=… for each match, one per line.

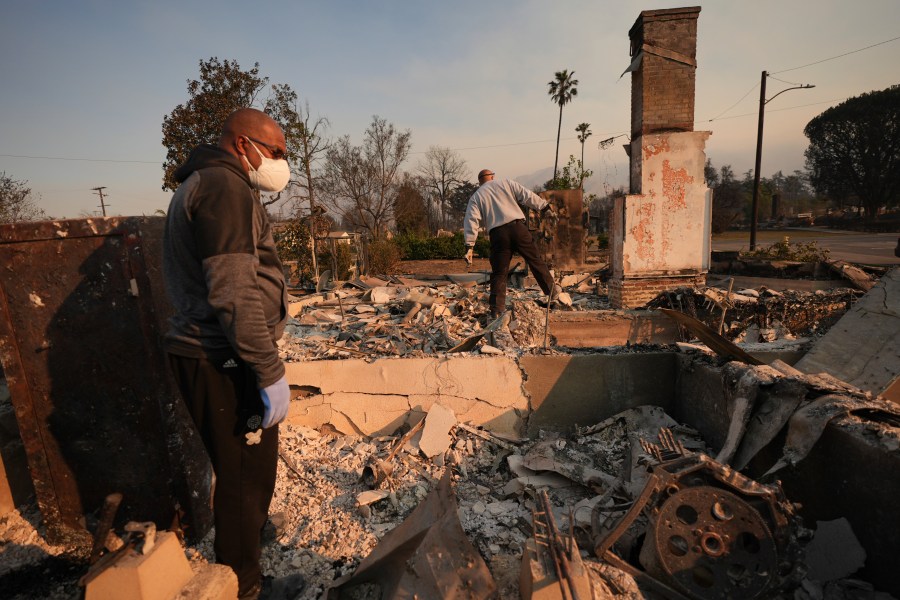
left=419, top=403, right=456, bottom=458
left=367, top=286, right=398, bottom=304
left=85, top=531, right=193, bottom=600
left=357, top=490, right=391, bottom=507
left=172, top=563, right=238, bottom=600
left=479, top=344, right=503, bottom=355
left=558, top=274, right=583, bottom=288
left=432, top=304, right=451, bottom=317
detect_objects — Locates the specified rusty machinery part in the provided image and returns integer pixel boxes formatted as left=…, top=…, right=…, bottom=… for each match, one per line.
left=639, top=486, right=777, bottom=599
left=640, top=427, right=689, bottom=462
left=594, top=452, right=802, bottom=600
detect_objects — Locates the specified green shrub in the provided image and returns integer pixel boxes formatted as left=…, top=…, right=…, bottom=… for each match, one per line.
left=367, top=237, right=402, bottom=275
left=395, top=232, right=491, bottom=260
left=318, top=242, right=354, bottom=280
left=743, top=236, right=830, bottom=262
left=274, top=220, right=314, bottom=282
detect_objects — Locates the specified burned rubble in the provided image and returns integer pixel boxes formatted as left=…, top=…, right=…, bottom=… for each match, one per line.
left=278, top=272, right=604, bottom=361
left=277, top=270, right=862, bottom=364
left=647, top=285, right=861, bottom=344
left=4, top=3, right=899, bottom=597
left=187, top=368, right=899, bottom=600
left=2, top=264, right=898, bottom=600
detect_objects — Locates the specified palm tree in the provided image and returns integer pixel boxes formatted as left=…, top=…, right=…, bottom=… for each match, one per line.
left=548, top=69, right=579, bottom=180
left=575, top=122, right=592, bottom=189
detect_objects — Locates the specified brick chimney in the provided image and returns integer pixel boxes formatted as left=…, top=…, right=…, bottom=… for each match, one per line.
left=609, top=7, right=711, bottom=309
left=629, top=6, right=700, bottom=139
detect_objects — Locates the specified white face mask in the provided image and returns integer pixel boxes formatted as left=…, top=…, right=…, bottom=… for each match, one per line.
left=243, top=138, right=291, bottom=193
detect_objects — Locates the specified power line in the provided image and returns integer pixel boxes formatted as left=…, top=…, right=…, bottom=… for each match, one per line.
left=704, top=97, right=848, bottom=122
left=446, top=133, right=627, bottom=153
left=767, top=74, right=804, bottom=86
left=707, top=34, right=898, bottom=122
left=707, top=82, right=760, bottom=122
left=771, top=34, right=900, bottom=74
left=0, top=153, right=158, bottom=164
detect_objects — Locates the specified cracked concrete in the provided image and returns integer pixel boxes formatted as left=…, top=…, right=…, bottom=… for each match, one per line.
left=284, top=356, right=529, bottom=436
left=796, top=267, right=899, bottom=397
left=282, top=353, right=687, bottom=439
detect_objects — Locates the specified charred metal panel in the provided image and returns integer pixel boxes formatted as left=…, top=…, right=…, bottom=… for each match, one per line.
left=0, top=217, right=208, bottom=545
left=533, top=189, right=586, bottom=271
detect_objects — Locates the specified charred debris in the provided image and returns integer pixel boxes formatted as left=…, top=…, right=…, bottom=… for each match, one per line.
left=2, top=260, right=898, bottom=600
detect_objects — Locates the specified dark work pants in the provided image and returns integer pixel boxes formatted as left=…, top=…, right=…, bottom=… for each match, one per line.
left=168, top=353, right=278, bottom=598
left=488, top=219, right=554, bottom=316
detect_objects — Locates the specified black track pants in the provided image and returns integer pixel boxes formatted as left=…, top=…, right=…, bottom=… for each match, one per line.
left=167, top=353, right=278, bottom=597
left=488, top=219, right=554, bottom=315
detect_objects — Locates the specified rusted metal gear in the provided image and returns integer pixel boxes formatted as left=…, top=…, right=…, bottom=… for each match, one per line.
left=639, top=486, right=778, bottom=599
left=593, top=442, right=803, bottom=600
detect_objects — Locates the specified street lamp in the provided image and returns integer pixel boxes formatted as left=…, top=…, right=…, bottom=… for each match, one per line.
left=749, top=71, right=814, bottom=250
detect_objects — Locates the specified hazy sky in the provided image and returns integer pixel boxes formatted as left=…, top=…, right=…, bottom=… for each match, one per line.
left=1, top=1, right=898, bottom=219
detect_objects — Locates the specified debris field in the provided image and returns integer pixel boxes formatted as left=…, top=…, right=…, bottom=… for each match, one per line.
left=1, top=267, right=898, bottom=600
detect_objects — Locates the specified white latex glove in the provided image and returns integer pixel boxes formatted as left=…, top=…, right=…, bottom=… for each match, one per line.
left=464, top=247, right=474, bottom=265
left=260, top=375, right=290, bottom=428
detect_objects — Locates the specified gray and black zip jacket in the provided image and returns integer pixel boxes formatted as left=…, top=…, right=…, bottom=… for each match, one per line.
left=162, top=144, right=288, bottom=388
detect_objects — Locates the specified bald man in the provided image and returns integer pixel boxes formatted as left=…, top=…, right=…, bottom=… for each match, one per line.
left=163, top=108, right=295, bottom=599
left=464, top=169, right=559, bottom=317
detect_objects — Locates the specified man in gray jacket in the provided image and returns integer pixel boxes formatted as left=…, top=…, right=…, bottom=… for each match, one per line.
left=163, top=108, right=292, bottom=599
left=464, top=169, right=559, bottom=317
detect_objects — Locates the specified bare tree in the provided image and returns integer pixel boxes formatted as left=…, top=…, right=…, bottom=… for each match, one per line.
left=264, top=84, right=330, bottom=218
left=0, top=172, right=47, bottom=223
left=416, top=146, right=468, bottom=229
left=322, top=116, right=411, bottom=238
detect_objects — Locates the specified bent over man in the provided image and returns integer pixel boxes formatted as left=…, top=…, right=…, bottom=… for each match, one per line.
left=463, top=169, right=559, bottom=317
left=162, top=108, right=291, bottom=599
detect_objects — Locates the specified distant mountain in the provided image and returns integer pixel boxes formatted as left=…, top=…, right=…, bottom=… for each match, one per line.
left=512, top=166, right=554, bottom=191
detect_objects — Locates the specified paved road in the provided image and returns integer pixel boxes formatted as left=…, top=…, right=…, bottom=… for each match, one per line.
left=712, top=229, right=900, bottom=266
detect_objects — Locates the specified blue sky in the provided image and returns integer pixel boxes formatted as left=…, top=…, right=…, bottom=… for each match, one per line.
left=1, top=1, right=898, bottom=218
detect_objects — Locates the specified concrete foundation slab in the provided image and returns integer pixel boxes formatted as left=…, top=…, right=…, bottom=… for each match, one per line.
left=284, top=356, right=529, bottom=436
left=549, top=310, right=679, bottom=347
left=521, top=353, right=678, bottom=436
left=796, top=268, right=899, bottom=397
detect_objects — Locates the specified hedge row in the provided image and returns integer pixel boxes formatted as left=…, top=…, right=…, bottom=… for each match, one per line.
left=395, top=232, right=491, bottom=260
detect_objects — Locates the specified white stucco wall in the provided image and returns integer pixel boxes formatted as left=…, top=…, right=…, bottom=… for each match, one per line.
left=615, top=131, right=712, bottom=277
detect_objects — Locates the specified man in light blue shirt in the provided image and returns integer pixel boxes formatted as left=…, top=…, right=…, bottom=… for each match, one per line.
left=464, top=169, right=560, bottom=317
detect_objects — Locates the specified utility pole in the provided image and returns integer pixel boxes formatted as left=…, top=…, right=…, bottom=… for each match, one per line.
left=750, top=72, right=767, bottom=251
left=92, top=187, right=109, bottom=217
left=750, top=72, right=814, bottom=250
